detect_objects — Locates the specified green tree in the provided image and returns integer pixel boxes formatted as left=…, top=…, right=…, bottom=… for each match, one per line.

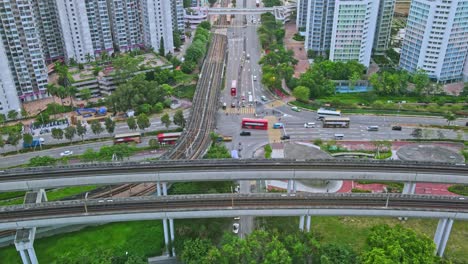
left=0, top=113, right=6, bottom=126
left=76, top=122, right=87, bottom=142
left=199, top=21, right=212, bottom=30
left=173, top=109, right=186, bottom=128
left=149, top=138, right=160, bottom=149
left=112, top=55, right=143, bottom=81
left=161, top=113, right=171, bottom=128
left=181, top=238, right=214, bottom=264
left=173, top=30, right=182, bottom=50
left=79, top=88, right=92, bottom=103
left=90, top=120, right=104, bottom=136
left=153, top=102, right=164, bottom=113
left=7, top=131, right=21, bottom=153
left=349, top=71, right=361, bottom=90
left=64, top=126, right=76, bottom=144
left=137, top=113, right=150, bottom=131
left=23, top=133, right=34, bottom=150
left=104, top=117, right=116, bottom=135
left=7, top=110, right=18, bottom=120
left=159, top=37, right=165, bottom=56
left=320, top=243, right=357, bottom=264
left=20, top=108, right=28, bottom=118
left=29, top=156, right=57, bottom=167
left=51, top=128, right=64, bottom=141
left=81, top=148, right=98, bottom=163
left=0, top=135, right=4, bottom=150
left=412, top=69, right=430, bottom=95
left=292, top=86, right=310, bottom=102
left=444, top=111, right=456, bottom=126
left=360, top=225, right=436, bottom=264
left=127, top=116, right=137, bottom=131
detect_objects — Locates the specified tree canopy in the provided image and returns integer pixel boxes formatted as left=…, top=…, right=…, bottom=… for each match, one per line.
left=360, top=224, right=436, bottom=264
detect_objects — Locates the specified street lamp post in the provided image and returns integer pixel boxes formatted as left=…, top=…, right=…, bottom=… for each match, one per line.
left=84, top=192, right=89, bottom=214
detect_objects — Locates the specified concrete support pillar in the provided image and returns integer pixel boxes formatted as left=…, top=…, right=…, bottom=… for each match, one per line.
left=287, top=180, right=292, bottom=194
left=305, top=215, right=311, bottom=232
left=162, top=182, right=168, bottom=196
left=402, top=182, right=416, bottom=194
left=15, top=228, right=38, bottom=264
left=299, top=215, right=305, bottom=231
left=434, top=218, right=454, bottom=257
left=162, top=218, right=170, bottom=255
left=156, top=182, right=161, bottom=196
left=18, top=250, right=28, bottom=264
left=38, top=189, right=47, bottom=202
left=27, top=248, right=38, bottom=264
left=169, top=218, right=176, bottom=257
left=292, top=180, right=297, bottom=193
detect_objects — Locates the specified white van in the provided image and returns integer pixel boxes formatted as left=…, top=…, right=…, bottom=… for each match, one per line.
left=334, top=134, right=344, bottom=140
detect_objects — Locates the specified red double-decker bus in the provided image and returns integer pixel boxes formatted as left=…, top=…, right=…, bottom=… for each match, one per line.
left=157, top=132, right=182, bottom=145
left=231, top=80, right=237, bottom=96
left=114, top=132, right=142, bottom=144
left=241, top=118, right=268, bottom=130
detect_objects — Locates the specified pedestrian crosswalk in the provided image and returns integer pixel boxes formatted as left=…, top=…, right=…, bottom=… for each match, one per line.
left=223, top=107, right=256, bottom=115
left=265, top=100, right=285, bottom=109
left=265, top=116, right=281, bottom=143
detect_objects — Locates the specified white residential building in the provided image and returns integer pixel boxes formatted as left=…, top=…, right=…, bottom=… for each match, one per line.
left=0, top=0, right=177, bottom=113
left=171, top=0, right=185, bottom=33
left=329, top=0, right=380, bottom=67
left=304, top=0, right=335, bottom=54
left=107, top=0, right=144, bottom=52
left=33, top=0, right=65, bottom=62
left=85, top=0, right=114, bottom=56
left=296, top=0, right=309, bottom=30
left=141, top=0, right=174, bottom=54
left=0, top=40, right=21, bottom=116
left=399, top=0, right=468, bottom=82
left=373, top=0, right=396, bottom=54
left=56, top=0, right=95, bottom=63
left=0, top=0, right=49, bottom=101
left=464, top=56, right=468, bottom=81
left=304, top=0, right=395, bottom=65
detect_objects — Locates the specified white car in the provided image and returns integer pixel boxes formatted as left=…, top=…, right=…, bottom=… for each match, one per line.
left=304, top=122, right=316, bottom=128
left=232, top=223, right=239, bottom=234
left=60, top=150, right=73, bottom=157
left=253, top=75, right=257, bottom=81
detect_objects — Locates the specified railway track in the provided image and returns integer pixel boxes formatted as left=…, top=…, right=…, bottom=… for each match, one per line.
left=1, top=194, right=467, bottom=223
left=163, top=33, right=227, bottom=160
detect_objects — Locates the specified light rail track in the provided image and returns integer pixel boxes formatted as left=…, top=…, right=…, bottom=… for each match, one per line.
left=0, top=194, right=467, bottom=226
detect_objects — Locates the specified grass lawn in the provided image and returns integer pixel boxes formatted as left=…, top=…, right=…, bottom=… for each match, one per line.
left=0, top=186, right=99, bottom=207
left=0, top=221, right=164, bottom=264
left=258, top=216, right=468, bottom=263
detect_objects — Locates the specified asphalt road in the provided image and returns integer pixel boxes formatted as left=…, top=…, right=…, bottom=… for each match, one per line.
left=0, top=136, right=161, bottom=168
left=0, top=110, right=190, bottom=155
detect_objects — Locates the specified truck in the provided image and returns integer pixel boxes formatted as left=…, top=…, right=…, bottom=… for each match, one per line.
left=256, top=0, right=260, bottom=7
left=23, top=138, right=45, bottom=148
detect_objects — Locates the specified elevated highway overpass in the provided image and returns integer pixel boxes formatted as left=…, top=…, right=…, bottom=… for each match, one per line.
left=0, top=193, right=467, bottom=230
left=0, top=159, right=466, bottom=192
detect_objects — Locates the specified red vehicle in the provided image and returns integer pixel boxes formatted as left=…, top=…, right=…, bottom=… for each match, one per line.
left=157, top=132, right=182, bottom=145
left=241, top=118, right=268, bottom=130
left=231, top=80, right=237, bottom=96
left=114, top=132, right=142, bottom=144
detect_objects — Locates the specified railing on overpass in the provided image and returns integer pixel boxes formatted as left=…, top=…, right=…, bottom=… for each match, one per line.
left=0, top=159, right=466, bottom=192
left=0, top=193, right=466, bottom=230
